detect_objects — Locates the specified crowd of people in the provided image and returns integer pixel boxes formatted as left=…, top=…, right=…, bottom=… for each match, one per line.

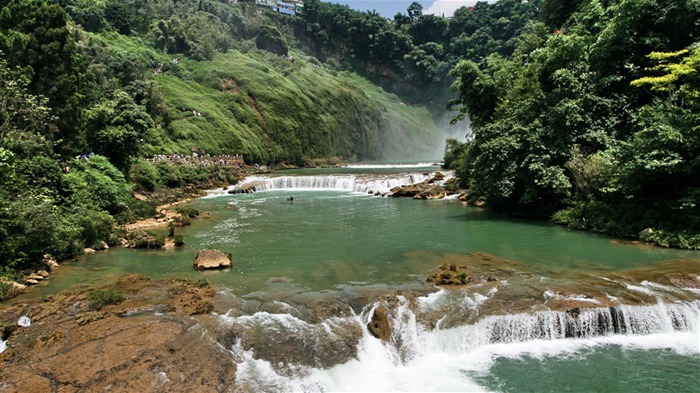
left=146, top=152, right=245, bottom=167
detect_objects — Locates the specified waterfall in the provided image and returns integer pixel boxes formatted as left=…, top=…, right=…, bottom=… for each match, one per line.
left=209, top=172, right=451, bottom=196
left=425, top=301, right=700, bottom=353
left=224, top=298, right=700, bottom=391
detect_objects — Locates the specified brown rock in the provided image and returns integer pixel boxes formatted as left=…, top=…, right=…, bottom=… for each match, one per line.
left=0, top=278, right=235, bottom=392
left=367, top=304, right=391, bottom=341
left=193, top=249, right=232, bottom=270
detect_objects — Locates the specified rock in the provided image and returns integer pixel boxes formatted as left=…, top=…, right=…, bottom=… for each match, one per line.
left=193, top=249, right=232, bottom=270
left=36, top=270, right=50, bottom=278
left=366, top=291, right=417, bottom=342
left=427, top=263, right=474, bottom=286
left=413, top=184, right=447, bottom=200
left=83, top=248, right=96, bottom=254
left=666, top=273, right=700, bottom=289
left=26, top=274, right=44, bottom=282
left=430, top=172, right=445, bottom=182
left=391, top=182, right=427, bottom=198
left=24, top=279, right=39, bottom=285
left=92, top=241, right=109, bottom=251
left=639, top=227, right=654, bottom=242
left=10, top=281, right=26, bottom=291
left=43, top=255, right=59, bottom=268
left=229, top=180, right=267, bottom=194
left=367, top=305, right=391, bottom=341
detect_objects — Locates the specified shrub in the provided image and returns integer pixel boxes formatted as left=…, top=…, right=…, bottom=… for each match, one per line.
left=129, top=159, right=159, bottom=191
left=176, top=207, right=199, bottom=218
left=173, top=214, right=191, bottom=226
left=129, top=231, right=165, bottom=248
left=174, top=234, right=185, bottom=246
left=0, top=281, right=11, bottom=300
left=87, top=289, right=125, bottom=310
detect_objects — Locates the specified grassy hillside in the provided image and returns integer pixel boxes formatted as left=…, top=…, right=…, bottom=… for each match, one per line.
left=148, top=48, right=446, bottom=164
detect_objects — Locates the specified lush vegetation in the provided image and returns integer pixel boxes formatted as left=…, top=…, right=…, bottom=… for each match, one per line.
left=0, top=0, right=457, bottom=279
left=447, top=0, right=700, bottom=248
left=1, top=0, right=698, bottom=288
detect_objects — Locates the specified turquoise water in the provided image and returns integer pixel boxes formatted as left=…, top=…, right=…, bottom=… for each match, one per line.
left=41, top=188, right=697, bottom=296
left=21, top=168, right=700, bottom=392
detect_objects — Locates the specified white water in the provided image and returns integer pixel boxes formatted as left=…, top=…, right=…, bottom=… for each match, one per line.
left=344, top=163, right=442, bottom=169
left=223, top=294, right=700, bottom=392
left=0, top=339, right=6, bottom=354
left=207, top=172, right=453, bottom=197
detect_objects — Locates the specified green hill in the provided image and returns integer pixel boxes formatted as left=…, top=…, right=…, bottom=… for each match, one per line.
left=150, top=49, right=445, bottom=164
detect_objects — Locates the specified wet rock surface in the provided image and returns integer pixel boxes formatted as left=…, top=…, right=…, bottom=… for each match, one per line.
left=0, top=276, right=234, bottom=393
left=193, top=249, right=232, bottom=270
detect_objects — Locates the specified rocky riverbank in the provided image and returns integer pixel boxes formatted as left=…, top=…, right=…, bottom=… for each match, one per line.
left=0, top=276, right=236, bottom=392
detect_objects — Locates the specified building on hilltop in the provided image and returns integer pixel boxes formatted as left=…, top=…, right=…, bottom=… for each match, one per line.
left=255, top=0, right=303, bottom=16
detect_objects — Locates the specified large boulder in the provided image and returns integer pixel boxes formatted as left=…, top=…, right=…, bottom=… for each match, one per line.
left=193, top=249, right=232, bottom=270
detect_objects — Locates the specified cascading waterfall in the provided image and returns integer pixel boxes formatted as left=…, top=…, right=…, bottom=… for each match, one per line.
left=224, top=294, right=700, bottom=392
left=207, top=171, right=452, bottom=197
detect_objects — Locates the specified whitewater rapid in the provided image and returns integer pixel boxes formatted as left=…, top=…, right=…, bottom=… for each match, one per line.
left=205, top=170, right=454, bottom=197
left=219, top=290, right=700, bottom=392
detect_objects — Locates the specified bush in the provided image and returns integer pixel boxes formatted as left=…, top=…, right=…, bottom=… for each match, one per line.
left=0, top=281, right=12, bottom=300
left=128, top=230, right=165, bottom=248
left=174, top=234, right=185, bottom=247
left=176, top=207, right=199, bottom=218
left=87, top=289, right=125, bottom=310
left=129, top=159, right=159, bottom=191
left=173, top=214, right=191, bottom=227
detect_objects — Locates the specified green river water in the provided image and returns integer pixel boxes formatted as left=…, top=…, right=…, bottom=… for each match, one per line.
left=17, top=166, right=700, bottom=392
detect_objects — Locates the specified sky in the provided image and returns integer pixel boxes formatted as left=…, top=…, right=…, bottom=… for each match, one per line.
left=322, top=0, right=497, bottom=18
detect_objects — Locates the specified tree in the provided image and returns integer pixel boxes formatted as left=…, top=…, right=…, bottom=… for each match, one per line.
left=85, top=90, right=152, bottom=171
left=256, top=25, right=289, bottom=56
left=0, top=0, right=80, bottom=153
left=0, top=55, right=52, bottom=144
left=407, top=2, right=423, bottom=21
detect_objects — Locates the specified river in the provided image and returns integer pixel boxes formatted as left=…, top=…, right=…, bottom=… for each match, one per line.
left=20, top=164, right=700, bottom=392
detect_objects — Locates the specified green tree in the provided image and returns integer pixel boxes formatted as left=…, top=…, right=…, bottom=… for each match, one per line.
left=0, top=0, right=81, bottom=153
left=84, top=90, right=153, bottom=171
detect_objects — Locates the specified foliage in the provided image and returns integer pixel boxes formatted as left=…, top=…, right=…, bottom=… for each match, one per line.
left=87, top=288, right=125, bottom=310
left=174, top=234, right=185, bottom=247
left=0, top=0, right=81, bottom=153
left=255, top=25, right=288, bottom=56
left=449, top=0, right=700, bottom=245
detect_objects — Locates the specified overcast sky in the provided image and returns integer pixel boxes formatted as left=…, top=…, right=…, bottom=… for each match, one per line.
left=322, top=0, right=497, bottom=18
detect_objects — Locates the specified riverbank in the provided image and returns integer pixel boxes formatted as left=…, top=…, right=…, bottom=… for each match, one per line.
left=0, top=276, right=237, bottom=392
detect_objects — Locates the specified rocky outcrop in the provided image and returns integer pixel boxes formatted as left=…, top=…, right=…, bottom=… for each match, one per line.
left=390, top=172, right=453, bottom=200
left=427, top=263, right=475, bottom=286
left=228, top=180, right=267, bottom=194
left=366, top=291, right=417, bottom=342
left=367, top=304, right=392, bottom=341
left=193, top=249, right=232, bottom=270
left=0, top=276, right=234, bottom=392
